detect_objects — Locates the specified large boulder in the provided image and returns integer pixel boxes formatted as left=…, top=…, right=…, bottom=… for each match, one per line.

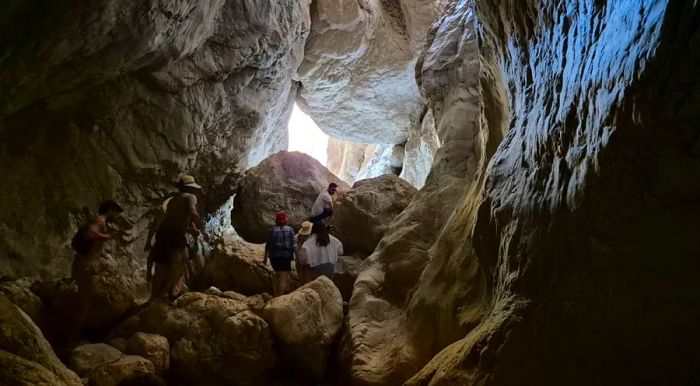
left=110, top=291, right=275, bottom=385
left=86, top=355, right=157, bottom=386
left=0, top=278, right=44, bottom=325
left=232, top=151, right=349, bottom=243
left=260, top=276, right=343, bottom=380
left=0, top=349, right=75, bottom=386
left=69, top=343, right=123, bottom=377
left=0, top=0, right=312, bottom=282
left=333, top=174, right=418, bottom=255
left=125, top=333, right=170, bottom=378
left=0, top=294, right=82, bottom=386
left=210, top=235, right=272, bottom=295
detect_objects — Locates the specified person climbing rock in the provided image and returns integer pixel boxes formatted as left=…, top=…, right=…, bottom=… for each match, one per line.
left=301, top=222, right=343, bottom=280
left=263, top=211, right=296, bottom=296
left=309, top=182, right=338, bottom=224
left=69, top=200, right=124, bottom=343
left=295, top=221, right=313, bottom=285
left=147, top=175, right=207, bottom=301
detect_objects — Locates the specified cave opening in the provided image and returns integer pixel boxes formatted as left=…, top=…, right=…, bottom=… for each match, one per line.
left=287, top=103, right=329, bottom=166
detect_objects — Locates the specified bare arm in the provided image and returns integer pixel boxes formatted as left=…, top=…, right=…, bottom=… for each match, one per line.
left=87, top=223, right=112, bottom=241
left=144, top=210, right=164, bottom=251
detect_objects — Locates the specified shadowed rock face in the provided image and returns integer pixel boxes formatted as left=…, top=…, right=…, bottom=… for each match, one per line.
left=0, top=0, right=311, bottom=279
left=346, top=1, right=700, bottom=386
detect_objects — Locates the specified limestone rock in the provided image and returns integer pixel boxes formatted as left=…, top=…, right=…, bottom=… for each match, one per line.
left=400, top=110, right=440, bottom=189
left=51, top=257, right=135, bottom=329
left=111, top=291, right=275, bottom=385
left=334, top=174, right=418, bottom=255
left=0, top=294, right=82, bottom=386
left=69, top=343, right=124, bottom=377
left=261, top=276, right=343, bottom=380
left=210, top=235, right=272, bottom=296
left=0, top=278, right=44, bottom=325
left=0, top=349, right=73, bottom=386
left=297, top=0, right=443, bottom=144
left=0, top=0, right=312, bottom=281
left=332, top=255, right=365, bottom=302
left=231, top=151, right=349, bottom=243
left=125, top=333, right=170, bottom=377
left=88, top=355, right=157, bottom=386
left=328, top=141, right=404, bottom=186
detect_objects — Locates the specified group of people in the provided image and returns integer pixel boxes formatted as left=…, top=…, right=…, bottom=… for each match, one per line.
left=69, top=178, right=344, bottom=340
left=263, top=183, right=344, bottom=295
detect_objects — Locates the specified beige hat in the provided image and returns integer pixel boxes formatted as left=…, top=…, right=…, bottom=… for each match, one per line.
left=179, top=174, right=202, bottom=189
left=298, top=221, right=313, bottom=236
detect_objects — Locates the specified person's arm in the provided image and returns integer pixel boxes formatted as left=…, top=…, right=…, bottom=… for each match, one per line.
left=87, top=223, right=112, bottom=241
left=146, top=251, right=154, bottom=282
left=337, top=238, right=344, bottom=256
left=144, top=209, right=164, bottom=251
left=263, top=237, right=270, bottom=266
left=186, top=195, right=208, bottom=242
left=290, top=230, right=296, bottom=259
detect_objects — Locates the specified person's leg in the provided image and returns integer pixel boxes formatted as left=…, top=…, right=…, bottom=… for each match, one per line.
left=279, top=272, right=291, bottom=294
left=272, top=272, right=281, bottom=296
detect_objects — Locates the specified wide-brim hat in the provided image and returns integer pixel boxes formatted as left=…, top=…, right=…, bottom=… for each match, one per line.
left=298, top=221, right=313, bottom=236
left=179, top=174, right=202, bottom=189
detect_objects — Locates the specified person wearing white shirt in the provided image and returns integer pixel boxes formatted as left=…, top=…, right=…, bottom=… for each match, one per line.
left=309, top=183, right=338, bottom=224
left=301, top=223, right=344, bottom=280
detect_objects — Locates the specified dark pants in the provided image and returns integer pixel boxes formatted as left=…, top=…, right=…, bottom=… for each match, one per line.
left=310, top=208, right=333, bottom=224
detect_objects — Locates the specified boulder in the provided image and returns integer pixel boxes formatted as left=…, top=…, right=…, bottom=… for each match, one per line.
left=0, top=294, right=82, bottom=386
left=0, top=278, right=44, bottom=325
left=260, top=276, right=343, bottom=380
left=69, top=343, right=124, bottom=377
left=0, top=349, right=73, bottom=386
left=232, top=151, right=349, bottom=243
left=210, top=235, right=272, bottom=295
left=87, top=355, right=157, bottom=386
left=333, top=174, right=418, bottom=254
left=110, top=291, right=275, bottom=385
left=125, top=333, right=170, bottom=377
left=332, top=255, right=366, bottom=302
left=50, top=256, right=135, bottom=330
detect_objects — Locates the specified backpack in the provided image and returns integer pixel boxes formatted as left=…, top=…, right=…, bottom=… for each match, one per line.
left=71, top=224, right=93, bottom=256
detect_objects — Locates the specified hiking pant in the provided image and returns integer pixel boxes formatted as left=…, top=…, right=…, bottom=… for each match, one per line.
left=310, top=208, right=333, bottom=224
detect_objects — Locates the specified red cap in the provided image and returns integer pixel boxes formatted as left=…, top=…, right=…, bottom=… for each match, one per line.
left=275, top=211, right=288, bottom=225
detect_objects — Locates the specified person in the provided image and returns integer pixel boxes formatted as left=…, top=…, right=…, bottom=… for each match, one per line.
left=147, top=175, right=207, bottom=301
left=309, top=183, right=338, bottom=224
left=301, top=222, right=343, bottom=280
left=263, top=212, right=296, bottom=296
left=70, top=200, right=124, bottom=343
left=295, top=221, right=313, bottom=285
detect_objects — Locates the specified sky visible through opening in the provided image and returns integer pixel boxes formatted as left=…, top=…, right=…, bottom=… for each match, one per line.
left=288, top=104, right=329, bottom=166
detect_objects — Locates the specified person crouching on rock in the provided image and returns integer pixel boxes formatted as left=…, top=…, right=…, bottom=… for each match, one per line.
left=69, top=200, right=124, bottom=343
left=301, top=222, right=343, bottom=281
left=309, top=182, right=338, bottom=224
left=295, top=221, right=313, bottom=285
left=263, top=211, right=296, bottom=296
left=147, top=175, right=207, bottom=301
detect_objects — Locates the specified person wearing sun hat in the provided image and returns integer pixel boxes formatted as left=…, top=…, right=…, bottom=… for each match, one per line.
left=147, top=174, right=207, bottom=301
left=263, top=211, right=296, bottom=296
left=295, top=221, right=313, bottom=284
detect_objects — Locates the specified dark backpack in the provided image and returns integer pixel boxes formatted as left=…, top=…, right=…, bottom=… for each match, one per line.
left=71, top=224, right=93, bottom=256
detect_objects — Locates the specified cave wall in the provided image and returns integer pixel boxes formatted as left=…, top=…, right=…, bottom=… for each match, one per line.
left=346, top=0, right=700, bottom=385
left=0, top=0, right=311, bottom=279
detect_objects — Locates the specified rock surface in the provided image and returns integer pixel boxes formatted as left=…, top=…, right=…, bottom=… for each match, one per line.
left=400, top=110, right=440, bottom=189
left=261, top=276, right=343, bottom=380
left=332, top=255, right=366, bottom=302
left=297, top=0, right=443, bottom=144
left=0, top=278, right=44, bottom=325
left=111, top=291, right=275, bottom=385
left=210, top=235, right=271, bottom=296
left=70, top=343, right=122, bottom=377
left=0, top=349, right=74, bottom=386
left=0, top=0, right=312, bottom=280
left=232, top=151, right=349, bottom=243
left=334, top=174, right=418, bottom=255
left=125, top=333, right=170, bottom=377
left=0, top=294, right=82, bottom=386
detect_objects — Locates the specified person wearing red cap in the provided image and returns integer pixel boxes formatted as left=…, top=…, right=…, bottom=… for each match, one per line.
left=263, top=211, right=296, bottom=296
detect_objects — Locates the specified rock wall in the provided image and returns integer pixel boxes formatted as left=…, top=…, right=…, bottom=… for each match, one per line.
left=346, top=1, right=700, bottom=386
left=0, top=0, right=311, bottom=279
left=296, top=0, right=443, bottom=144
left=343, top=1, right=506, bottom=383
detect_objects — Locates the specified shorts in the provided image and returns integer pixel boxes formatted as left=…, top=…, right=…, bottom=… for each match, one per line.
left=270, top=257, right=292, bottom=272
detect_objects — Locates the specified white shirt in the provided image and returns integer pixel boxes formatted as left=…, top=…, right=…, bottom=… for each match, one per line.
left=301, top=234, right=344, bottom=267
left=310, top=190, right=333, bottom=217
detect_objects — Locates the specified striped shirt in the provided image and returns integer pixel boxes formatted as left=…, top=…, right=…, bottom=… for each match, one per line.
left=266, top=225, right=296, bottom=259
